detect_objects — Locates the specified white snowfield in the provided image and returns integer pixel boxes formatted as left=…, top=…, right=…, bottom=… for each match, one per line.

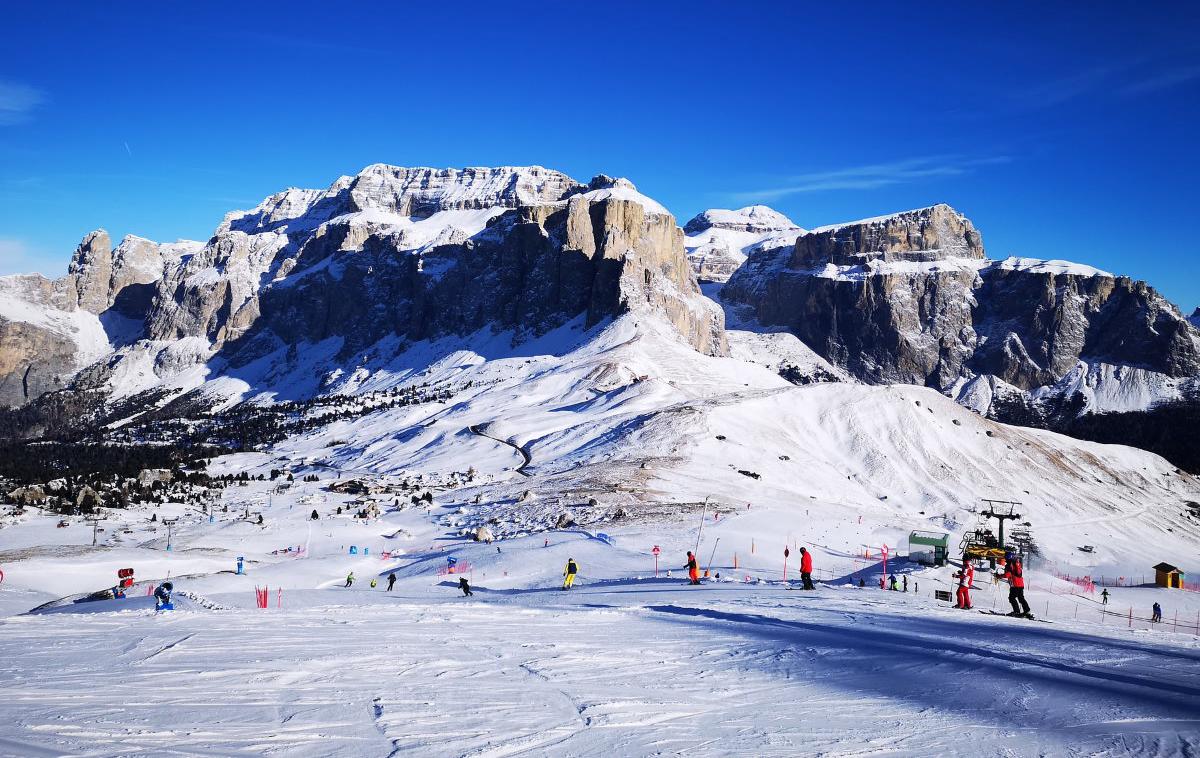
left=1, top=315, right=1199, bottom=756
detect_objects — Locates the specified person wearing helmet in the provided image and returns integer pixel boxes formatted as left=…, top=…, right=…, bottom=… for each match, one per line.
left=999, top=551, right=1031, bottom=617
left=686, top=551, right=700, bottom=585
left=562, top=558, right=578, bottom=590
left=154, top=581, right=174, bottom=611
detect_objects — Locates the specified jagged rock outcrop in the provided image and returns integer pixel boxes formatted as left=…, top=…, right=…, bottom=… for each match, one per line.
left=0, top=274, right=105, bottom=406
left=67, top=230, right=113, bottom=315
left=721, top=203, right=1200, bottom=469
left=724, top=204, right=990, bottom=388
left=1190, top=307, right=1199, bottom=328
left=684, top=205, right=804, bottom=283
left=0, top=165, right=725, bottom=409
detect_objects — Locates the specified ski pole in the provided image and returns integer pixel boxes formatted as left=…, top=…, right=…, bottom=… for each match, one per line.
left=705, top=538, right=720, bottom=577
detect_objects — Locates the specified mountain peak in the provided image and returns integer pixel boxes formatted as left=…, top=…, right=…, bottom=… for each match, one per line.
left=684, top=205, right=802, bottom=235
left=796, top=203, right=984, bottom=267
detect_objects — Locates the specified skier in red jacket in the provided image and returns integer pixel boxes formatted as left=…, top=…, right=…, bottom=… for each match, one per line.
left=999, top=551, right=1031, bottom=617
left=953, top=557, right=974, bottom=609
left=686, top=551, right=700, bottom=585
left=799, top=546, right=814, bottom=590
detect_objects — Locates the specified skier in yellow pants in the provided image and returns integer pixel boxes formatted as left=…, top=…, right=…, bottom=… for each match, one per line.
left=562, top=558, right=578, bottom=590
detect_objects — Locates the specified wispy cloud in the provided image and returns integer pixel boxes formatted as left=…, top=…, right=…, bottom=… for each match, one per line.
left=0, top=238, right=62, bottom=277
left=1117, top=64, right=1200, bottom=97
left=729, top=155, right=1010, bottom=203
left=1010, top=59, right=1200, bottom=110
left=0, top=81, right=46, bottom=125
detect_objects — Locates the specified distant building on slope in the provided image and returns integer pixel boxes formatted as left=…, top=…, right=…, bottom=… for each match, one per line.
left=1153, top=562, right=1186, bottom=589
left=908, top=531, right=950, bottom=566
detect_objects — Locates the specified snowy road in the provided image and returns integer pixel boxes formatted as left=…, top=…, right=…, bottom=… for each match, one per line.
left=1, top=583, right=1197, bottom=757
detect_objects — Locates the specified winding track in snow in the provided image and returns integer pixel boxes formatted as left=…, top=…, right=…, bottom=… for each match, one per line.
left=467, top=424, right=532, bottom=476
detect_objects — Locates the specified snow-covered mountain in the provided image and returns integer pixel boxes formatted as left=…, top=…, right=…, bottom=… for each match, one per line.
left=720, top=203, right=1200, bottom=469
left=2, top=168, right=1199, bottom=476
left=0, top=165, right=724, bottom=411
left=683, top=205, right=804, bottom=283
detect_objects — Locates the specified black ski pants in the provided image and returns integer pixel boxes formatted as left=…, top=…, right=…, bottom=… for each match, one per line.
left=1009, top=586, right=1030, bottom=615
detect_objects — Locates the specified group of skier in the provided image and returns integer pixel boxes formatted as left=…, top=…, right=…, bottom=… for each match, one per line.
left=953, top=551, right=1031, bottom=617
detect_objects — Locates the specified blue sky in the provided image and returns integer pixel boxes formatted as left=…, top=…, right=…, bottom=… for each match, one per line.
left=1, top=2, right=1198, bottom=310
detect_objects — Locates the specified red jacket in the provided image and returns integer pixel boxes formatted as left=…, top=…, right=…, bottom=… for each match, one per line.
left=1003, top=559, right=1025, bottom=588
left=957, top=563, right=974, bottom=588
left=800, top=551, right=813, bottom=573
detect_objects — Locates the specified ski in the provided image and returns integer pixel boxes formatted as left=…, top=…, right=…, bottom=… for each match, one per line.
left=979, top=610, right=1051, bottom=623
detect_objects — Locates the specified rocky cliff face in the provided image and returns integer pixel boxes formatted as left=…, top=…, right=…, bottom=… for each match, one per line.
left=684, top=205, right=804, bottom=283
left=0, top=165, right=724, bottom=410
left=721, top=203, right=1200, bottom=468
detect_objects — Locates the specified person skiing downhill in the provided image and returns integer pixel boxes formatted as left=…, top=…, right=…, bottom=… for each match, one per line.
left=799, top=547, right=814, bottom=590
left=344, top=572, right=355, bottom=588
left=386, top=573, right=396, bottom=592
left=153, top=582, right=174, bottom=611
left=953, top=557, right=974, bottom=609
left=999, top=552, right=1032, bottom=617
left=1101, top=588, right=1109, bottom=605
left=686, top=551, right=700, bottom=585
left=459, top=577, right=473, bottom=597
left=562, top=558, right=578, bottom=590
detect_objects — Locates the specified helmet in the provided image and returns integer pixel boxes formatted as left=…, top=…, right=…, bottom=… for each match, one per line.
left=1005, top=551, right=1016, bottom=562
left=163, top=582, right=173, bottom=590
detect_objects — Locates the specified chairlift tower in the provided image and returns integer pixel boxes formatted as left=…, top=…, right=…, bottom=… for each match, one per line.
left=979, top=499, right=1023, bottom=552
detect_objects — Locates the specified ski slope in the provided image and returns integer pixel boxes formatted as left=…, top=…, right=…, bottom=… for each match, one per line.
left=2, top=316, right=1199, bottom=756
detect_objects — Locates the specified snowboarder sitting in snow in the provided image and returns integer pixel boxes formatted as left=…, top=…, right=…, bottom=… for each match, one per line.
left=563, top=558, right=579, bottom=590
left=310, top=509, right=319, bottom=520
left=686, top=551, right=700, bottom=585
left=998, top=552, right=1032, bottom=618
left=953, top=557, right=974, bottom=610
left=1152, top=602, right=1162, bottom=622
left=459, top=577, right=473, bottom=597
left=154, top=582, right=174, bottom=611
left=799, top=547, right=814, bottom=590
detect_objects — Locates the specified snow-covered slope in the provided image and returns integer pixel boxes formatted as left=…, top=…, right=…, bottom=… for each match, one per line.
left=720, top=203, right=1200, bottom=470
left=683, top=205, right=805, bottom=283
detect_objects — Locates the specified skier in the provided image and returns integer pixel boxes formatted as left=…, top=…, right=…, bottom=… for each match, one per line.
left=1101, top=588, right=1109, bottom=605
left=386, top=572, right=397, bottom=592
left=686, top=551, right=700, bottom=585
left=999, top=551, right=1032, bottom=618
left=459, top=577, right=473, bottom=597
left=153, top=581, right=174, bottom=611
left=879, top=576, right=885, bottom=589
left=799, top=547, right=814, bottom=590
left=344, top=571, right=355, bottom=588
left=953, top=557, right=974, bottom=610
left=562, top=558, right=578, bottom=590
left=1152, top=602, right=1162, bottom=622
left=888, top=574, right=898, bottom=591
left=902, top=575, right=908, bottom=593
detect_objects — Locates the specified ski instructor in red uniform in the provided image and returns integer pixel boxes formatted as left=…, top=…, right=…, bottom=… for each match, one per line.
left=953, top=556, right=974, bottom=609
left=799, top=546, right=814, bottom=590
left=999, top=551, right=1032, bottom=617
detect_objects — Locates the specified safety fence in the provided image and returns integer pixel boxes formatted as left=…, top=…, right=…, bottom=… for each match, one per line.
left=254, top=586, right=282, bottom=609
